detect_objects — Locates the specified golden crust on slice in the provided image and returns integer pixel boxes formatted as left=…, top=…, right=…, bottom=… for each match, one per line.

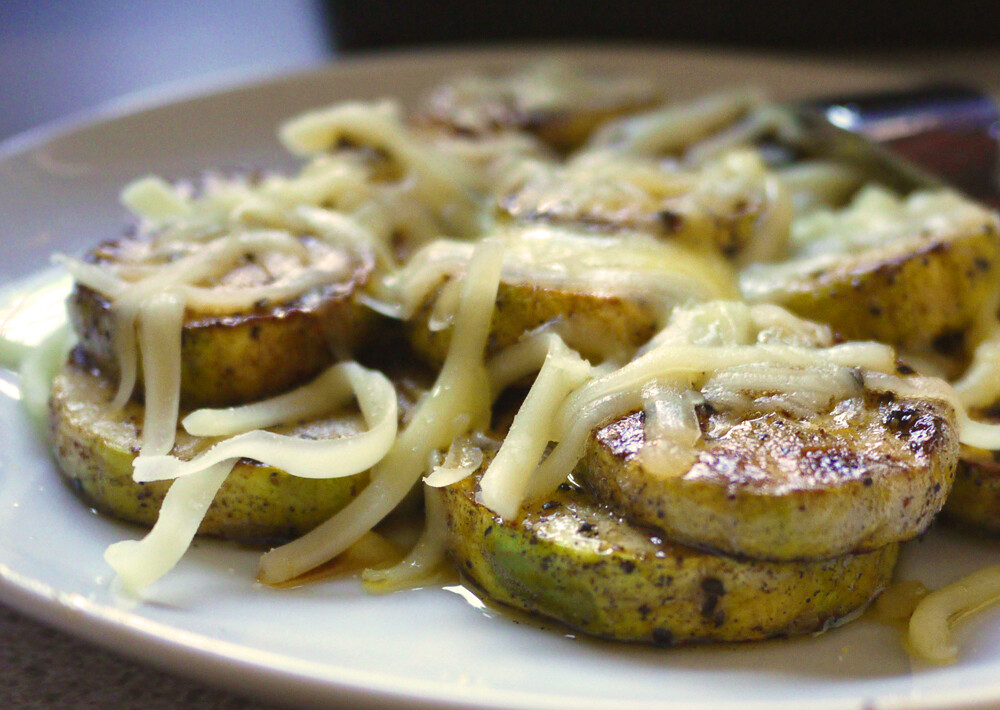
left=69, top=236, right=377, bottom=409
left=442, top=471, right=897, bottom=644
left=409, top=280, right=661, bottom=366
left=740, top=189, right=1000, bottom=362
left=578, top=389, right=958, bottom=561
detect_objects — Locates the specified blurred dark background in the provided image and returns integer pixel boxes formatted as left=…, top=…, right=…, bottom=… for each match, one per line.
left=330, top=0, right=1000, bottom=52
left=2, top=0, right=999, bottom=142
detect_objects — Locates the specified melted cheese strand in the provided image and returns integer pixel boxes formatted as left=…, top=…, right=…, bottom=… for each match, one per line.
left=17, top=322, right=76, bottom=423
left=953, top=324, right=1000, bottom=409
left=739, top=175, right=793, bottom=265
left=257, top=239, right=503, bottom=584
left=423, top=437, right=484, bottom=488
left=295, top=206, right=397, bottom=273
left=110, top=305, right=139, bottom=411
left=683, top=104, right=792, bottom=166
left=133, top=363, right=396, bottom=482
left=776, top=160, right=864, bottom=211
left=527, top=388, right=645, bottom=499
left=360, top=486, right=452, bottom=593
left=637, top=384, right=703, bottom=479
left=279, top=100, right=483, bottom=235
left=182, top=365, right=359, bottom=437
left=105, top=460, right=236, bottom=592
left=909, top=565, right=1000, bottom=664
left=137, top=292, right=185, bottom=455
left=486, top=331, right=566, bottom=397
left=586, top=89, right=764, bottom=155
left=54, top=255, right=128, bottom=298
left=552, top=342, right=887, bottom=440
left=478, top=336, right=592, bottom=519
left=121, top=175, right=193, bottom=221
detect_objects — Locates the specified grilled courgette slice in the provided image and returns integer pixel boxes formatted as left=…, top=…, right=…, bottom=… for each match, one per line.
left=577, top=387, right=958, bottom=561
left=405, top=227, right=737, bottom=366
left=740, top=187, right=1000, bottom=363
left=414, top=63, right=660, bottom=152
left=69, top=234, right=377, bottom=409
left=497, top=150, right=787, bottom=264
left=49, top=353, right=384, bottom=544
left=443, top=472, right=897, bottom=644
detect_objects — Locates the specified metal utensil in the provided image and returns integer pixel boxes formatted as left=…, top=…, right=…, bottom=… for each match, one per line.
left=802, top=84, right=1000, bottom=205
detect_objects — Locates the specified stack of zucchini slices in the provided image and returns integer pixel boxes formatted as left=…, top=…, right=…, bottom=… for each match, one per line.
left=45, top=64, right=1000, bottom=649
left=51, top=172, right=384, bottom=543
left=415, top=68, right=996, bottom=644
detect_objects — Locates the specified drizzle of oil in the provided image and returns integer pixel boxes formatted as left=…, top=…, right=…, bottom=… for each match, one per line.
left=441, top=570, right=924, bottom=666
left=866, top=579, right=930, bottom=630
left=258, top=508, right=436, bottom=591
left=261, top=530, right=405, bottom=590
left=441, top=574, right=585, bottom=639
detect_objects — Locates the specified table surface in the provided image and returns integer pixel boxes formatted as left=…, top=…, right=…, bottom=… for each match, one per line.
left=2, top=45, right=999, bottom=710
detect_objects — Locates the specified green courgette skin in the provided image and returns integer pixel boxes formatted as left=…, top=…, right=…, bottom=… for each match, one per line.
left=50, top=355, right=370, bottom=545
left=442, top=474, right=897, bottom=645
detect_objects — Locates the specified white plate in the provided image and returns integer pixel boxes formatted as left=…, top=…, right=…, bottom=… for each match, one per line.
left=3, top=47, right=1000, bottom=710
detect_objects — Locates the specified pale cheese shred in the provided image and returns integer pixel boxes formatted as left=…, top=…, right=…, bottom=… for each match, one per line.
left=133, top=362, right=397, bottom=483
left=257, top=238, right=503, bottom=585
left=279, top=100, right=485, bottom=236
left=360, top=486, right=453, bottom=594
left=104, top=460, right=236, bottom=593
left=423, top=436, right=485, bottom=488
left=909, top=566, right=1000, bottom=665
left=477, top=335, right=592, bottom=519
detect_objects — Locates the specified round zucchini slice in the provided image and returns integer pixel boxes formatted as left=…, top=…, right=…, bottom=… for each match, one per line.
left=411, top=279, right=663, bottom=367
left=69, top=235, right=377, bottom=409
left=945, top=448, right=1000, bottom=534
left=497, top=150, right=786, bottom=264
left=578, top=388, right=958, bottom=561
left=740, top=188, right=1000, bottom=360
left=405, top=228, right=737, bottom=366
left=49, top=354, right=377, bottom=544
left=414, top=64, right=659, bottom=153
left=442, top=473, right=898, bottom=645
left=943, top=405, right=1000, bottom=534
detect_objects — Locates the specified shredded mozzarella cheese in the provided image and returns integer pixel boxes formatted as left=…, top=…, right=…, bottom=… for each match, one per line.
left=909, top=566, right=1000, bottom=664
left=133, top=362, right=397, bottom=482
left=514, top=301, right=904, bottom=502
left=257, top=238, right=503, bottom=585
left=477, top=335, right=592, bottom=519
left=104, top=461, right=236, bottom=592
